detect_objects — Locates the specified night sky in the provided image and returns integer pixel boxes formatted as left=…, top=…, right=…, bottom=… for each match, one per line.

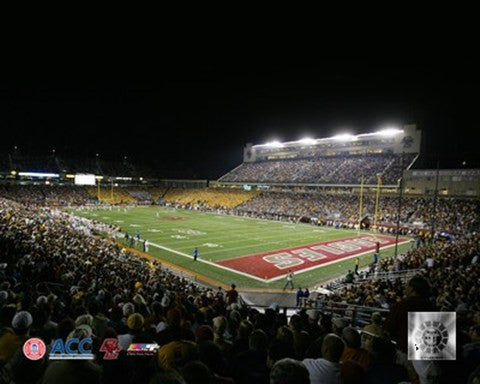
left=1, top=58, right=479, bottom=179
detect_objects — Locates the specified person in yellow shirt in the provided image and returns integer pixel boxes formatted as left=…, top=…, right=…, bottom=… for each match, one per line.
left=0, top=311, right=32, bottom=363
left=362, top=312, right=385, bottom=351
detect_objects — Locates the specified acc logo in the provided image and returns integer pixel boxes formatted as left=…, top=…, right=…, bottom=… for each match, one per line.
left=49, top=338, right=94, bottom=360
left=100, top=338, right=122, bottom=360
left=23, top=338, right=47, bottom=360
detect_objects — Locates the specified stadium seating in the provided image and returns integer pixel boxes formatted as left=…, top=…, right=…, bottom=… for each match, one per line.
left=236, top=192, right=480, bottom=235
left=162, top=188, right=259, bottom=209
left=0, top=194, right=479, bottom=383
left=220, top=153, right=417, bottom=185
left=87, top=187, right=137, bottom=205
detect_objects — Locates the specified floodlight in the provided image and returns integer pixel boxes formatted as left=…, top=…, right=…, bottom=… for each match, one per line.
left=18, top=172, right=60, bottom=178
left=332, top=133, right=355, bottom=142
left=299, top=137, right=317, bottom=145
left=376, top=127, right=403, bottom=137
left=265, top=140, right=284, bottom=148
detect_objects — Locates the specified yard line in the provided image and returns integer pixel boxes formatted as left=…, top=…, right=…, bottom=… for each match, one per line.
left=173, top=231, right=340, bottom=251
left=153, top=225, right=324, bottom=246
left=147, top=241, right=267, bottom=282
left=158, top=231, right=326, bottom=249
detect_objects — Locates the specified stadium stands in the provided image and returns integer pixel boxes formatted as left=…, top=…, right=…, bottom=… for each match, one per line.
left=0, top=184, right=478, bottom=236
left=236, top=192, right=480, bottom=235
left=162, top=188, right=259, bottom=209
left=1, top=195, right=479, bottom=383
left=87, top=187, right=137, bottom=205
left=220, top=153, right=417, bottom=185
left=0, top=185, right=97, bottom=206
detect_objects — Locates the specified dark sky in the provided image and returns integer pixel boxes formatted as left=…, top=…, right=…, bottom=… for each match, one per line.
left=1, top=58, right=479, bottom=179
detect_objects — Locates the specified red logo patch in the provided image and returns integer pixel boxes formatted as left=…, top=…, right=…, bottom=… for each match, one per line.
left=23, top=338, right=46, bottom=360
left=100, top=338, right=122, bottom=360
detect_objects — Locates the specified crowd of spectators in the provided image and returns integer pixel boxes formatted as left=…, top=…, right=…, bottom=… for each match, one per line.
left=220, top=153, right=416, bottom=185
left=162, top=189, right=258, bottom=210
left=0, top=192, right=479, bottom=382
left=237, top=192, right=480, bottom=235
left=315, top=233, right=480, bottom=383
left=1, top=185, right=478, bottom=237
left=0, top=186, right=97, bottom=206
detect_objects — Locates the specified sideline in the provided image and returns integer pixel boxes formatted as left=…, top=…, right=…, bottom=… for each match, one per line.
left=116, top=241, right=286, bottom=293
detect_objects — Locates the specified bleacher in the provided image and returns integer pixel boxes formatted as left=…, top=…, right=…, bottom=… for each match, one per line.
left=219, top=125, right=420, bottom=186
left=162, top=188, right=258, bottom=209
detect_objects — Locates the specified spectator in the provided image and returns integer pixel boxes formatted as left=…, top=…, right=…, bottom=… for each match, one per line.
left=384, top=276, right=435, bottom=358
left=341, top=327, right=371, bottom=370
left=365, top=337, right=409, bottom=384
left=296, top=288, right=304, bottom=307
left=270, top=358, right=310, bottom=384
left=226, top=284, right=239, bottom=306
left=302, top=333, right=344, bottom=384
left=0, top=311, right=33, bottom=363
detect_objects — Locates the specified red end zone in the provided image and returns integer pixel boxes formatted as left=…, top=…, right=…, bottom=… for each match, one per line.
left=216, top=235, right=408, bottom=280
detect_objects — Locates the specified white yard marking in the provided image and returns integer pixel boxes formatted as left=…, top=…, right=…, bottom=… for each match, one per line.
left=172, top=228, right=206, bottom=236
left=114, top=220, right=124, bottom=223
left=147, top=229, right=162, bottom=233
left=129, top=224, right=141, bottom=227
left=171, top=235, right=188, bottom=239
left=202, top=243, right=223, bottom=248
left=147, top=241, right=266, bottom=282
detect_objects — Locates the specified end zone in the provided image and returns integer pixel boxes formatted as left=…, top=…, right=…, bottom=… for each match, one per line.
left=217, top=234, right=409, bottom=281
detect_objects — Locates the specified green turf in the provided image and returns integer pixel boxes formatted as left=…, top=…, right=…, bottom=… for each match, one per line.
left=70, top=206, right=411, bottom=289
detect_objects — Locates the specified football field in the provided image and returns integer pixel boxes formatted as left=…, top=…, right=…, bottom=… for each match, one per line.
left=72, top=206, right=411, bottom=290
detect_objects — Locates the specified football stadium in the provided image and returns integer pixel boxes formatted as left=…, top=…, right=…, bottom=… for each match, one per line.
left=1, top=70, right=480, bottom=383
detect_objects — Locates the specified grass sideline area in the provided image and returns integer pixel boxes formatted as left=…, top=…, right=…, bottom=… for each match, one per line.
left=70, top=206, right=412, bottom=290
